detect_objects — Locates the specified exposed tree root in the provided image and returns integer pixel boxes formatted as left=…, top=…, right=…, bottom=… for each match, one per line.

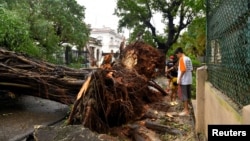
left=67, top=41, right=167, bottom=133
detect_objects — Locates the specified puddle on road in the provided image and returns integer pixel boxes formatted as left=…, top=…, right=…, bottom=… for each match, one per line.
left=0, top=95, right=69, bottom=141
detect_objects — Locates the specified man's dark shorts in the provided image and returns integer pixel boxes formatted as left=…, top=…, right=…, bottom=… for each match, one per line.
left=179, top=85, right=191, bottom=101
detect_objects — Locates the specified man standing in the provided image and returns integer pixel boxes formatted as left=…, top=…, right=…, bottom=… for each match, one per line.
left=174, top=47, right=193, bottom=116
left=165, top=56, right=174, bottom=91
left=165, top=55, right=178, bottom=105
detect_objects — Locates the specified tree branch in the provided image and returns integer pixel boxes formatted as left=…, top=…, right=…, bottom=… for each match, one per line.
left=173, top=5, right=194, bottom=43
left=154, top=0, right=183, bottom=52
left=144, top=0, right=165, bottom=49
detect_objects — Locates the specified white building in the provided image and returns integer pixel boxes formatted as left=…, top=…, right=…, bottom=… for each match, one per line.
left=85, top=37, right=102, bottom=67
left=90, top=27, right=124, bottom=54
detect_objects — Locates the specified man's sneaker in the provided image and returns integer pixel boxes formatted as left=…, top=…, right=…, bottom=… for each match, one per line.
left=170, top=102, right=175, bottom=106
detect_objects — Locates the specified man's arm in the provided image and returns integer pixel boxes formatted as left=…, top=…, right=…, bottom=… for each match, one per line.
left=166, top=67, right=174, bottom=73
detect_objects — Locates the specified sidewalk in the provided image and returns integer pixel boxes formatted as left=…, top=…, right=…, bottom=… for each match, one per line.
left=154, top=76, right=199, bottom=141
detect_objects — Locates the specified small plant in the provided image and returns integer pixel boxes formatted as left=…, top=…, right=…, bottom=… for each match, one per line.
left=191, top=71, right=197, bottom=99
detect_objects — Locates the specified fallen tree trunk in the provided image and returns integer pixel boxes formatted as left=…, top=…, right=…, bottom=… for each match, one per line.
left=0, top=48, right=91, bottom=104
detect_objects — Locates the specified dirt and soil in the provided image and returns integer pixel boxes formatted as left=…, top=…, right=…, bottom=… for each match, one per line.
left=150, top=76, right=198, bottom=141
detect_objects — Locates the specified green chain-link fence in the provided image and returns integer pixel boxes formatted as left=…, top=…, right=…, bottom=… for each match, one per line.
left=206, top=0, right=250, bottom=108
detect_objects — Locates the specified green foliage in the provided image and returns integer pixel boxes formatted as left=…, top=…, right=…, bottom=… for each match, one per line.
left=0, top=8, right=39, bottom=56
left=190, top=54, right=201, bottom=66
left=67, top=63, right=83, bottom=69
left=172, top=17, right=206, bottom=57
left=115, top=0, right=205, bottom=53
left=0, top=0, right=90, bottom=63
left=67, top=55, right=85, bottom=69
left=191, top=72, right=197, bottom=99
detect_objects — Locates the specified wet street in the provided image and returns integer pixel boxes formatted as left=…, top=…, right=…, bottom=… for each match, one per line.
left=0, top=95, right=69, bottom=141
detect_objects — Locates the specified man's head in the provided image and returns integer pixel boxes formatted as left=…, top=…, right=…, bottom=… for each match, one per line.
left=174, top=47, right=184, bottom=58
left=169, top=55, right=174, bottom=61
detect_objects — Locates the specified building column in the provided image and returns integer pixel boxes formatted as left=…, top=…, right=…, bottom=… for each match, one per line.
left=93, top=47, right=97, bottom=60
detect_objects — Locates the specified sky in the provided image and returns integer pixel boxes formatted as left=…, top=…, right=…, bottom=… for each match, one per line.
left=76, top=0, right=165, bottom=38
left=76, top=0, right=119, bottom=29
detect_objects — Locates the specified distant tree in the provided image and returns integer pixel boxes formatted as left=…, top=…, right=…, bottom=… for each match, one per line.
left=115, top=0, right=205, bottom=55
left=0, top=3, right=40, bottom=56
left=0, top=0, right=90, bottom=63
left=39, top=0, right=90, bottom=62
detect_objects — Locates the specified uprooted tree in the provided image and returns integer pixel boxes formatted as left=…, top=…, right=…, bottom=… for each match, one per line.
left=0, top=41, right=167, bottom=134
left=67, top=41, right=166, bottom=133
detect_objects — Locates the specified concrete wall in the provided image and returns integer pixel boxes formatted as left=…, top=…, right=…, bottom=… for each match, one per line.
left=194, top=66, right=250, bottom=139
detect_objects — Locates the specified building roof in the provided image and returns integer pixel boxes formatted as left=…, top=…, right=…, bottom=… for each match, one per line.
left=89, top=37, right=102, bottom=46
left=91, top=27, right=124, bottom=39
